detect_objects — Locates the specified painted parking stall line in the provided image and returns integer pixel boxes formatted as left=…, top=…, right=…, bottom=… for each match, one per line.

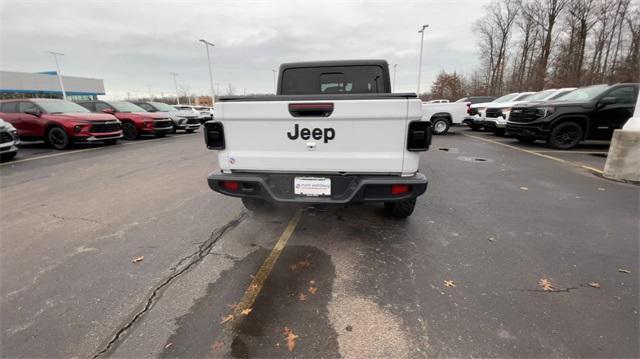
left=230, top=208, right=303, bottom=325
left=0, top=134, right=196, bottom=166
left=463, top=133, right=605, bottom=175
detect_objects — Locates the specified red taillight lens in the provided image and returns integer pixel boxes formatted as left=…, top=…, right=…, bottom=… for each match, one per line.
left=391, top=184, right=410, bottom=195
left=222, top=181, right=239, bottom=191
left=466, top=103, right=471, bottom=114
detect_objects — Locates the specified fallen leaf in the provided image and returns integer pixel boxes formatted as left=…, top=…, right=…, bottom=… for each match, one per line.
left=290, top=259, right=311, bottom=271
left=240, top=308, right=253, bottom=316
left=488, top=237, right=495, bottom=242
left=519, top=187, right=529, bottom=191
left=283, top=327, right=299, bottom=352
left=220, top=314, right=234, bottom=324
left=164, top=343, right=173, bottom=349
left=132, top=256, right=144, bottom=263
left=308, top=286, right=318, bottom=295
left=444, top=280, right=456, bottom=288
left=212, top=341, right=224, bottom=350
left=298, top=293, right=307, bottom=301
left=539, top=278, right=554, bottom=291
left=618, top=268, right=630, bottom=273
left=589, top=282, right=601, bottom=288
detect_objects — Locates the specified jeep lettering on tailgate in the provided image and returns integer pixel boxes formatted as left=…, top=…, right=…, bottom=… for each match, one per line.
left=287, top=124, right=335, bottom=143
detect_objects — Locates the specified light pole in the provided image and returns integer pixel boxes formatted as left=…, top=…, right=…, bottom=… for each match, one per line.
left=199, top=39, right=216, bottom=104
left=416, top=24, right=429, bottom=95
left=393, top=64, right=398, bottom=92
left=272, top=69, right=277, bottom=93
left=170, top=72, right=180, bottom=104
left=45, top=51, right=67, bottom=100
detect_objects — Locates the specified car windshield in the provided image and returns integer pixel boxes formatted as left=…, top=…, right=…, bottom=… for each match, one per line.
left=555, top=84, right=610, bottom=101
left=525, top=90, right=556, bottom=101
left=494, top=93, right=519, bottom=103
left=512, top=93, right=534, bottom=101
left=110, top=101, right=145, bottom=112
left=149, top=102, right=176, bottom=112
left=35, top=100, right=90, bottom=114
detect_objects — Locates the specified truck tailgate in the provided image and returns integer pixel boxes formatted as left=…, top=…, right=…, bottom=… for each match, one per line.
left=219, top=99, right=416, bottom=173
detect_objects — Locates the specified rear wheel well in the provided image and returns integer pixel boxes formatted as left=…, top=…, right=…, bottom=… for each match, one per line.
left=429, top=113, right=452, bottom=124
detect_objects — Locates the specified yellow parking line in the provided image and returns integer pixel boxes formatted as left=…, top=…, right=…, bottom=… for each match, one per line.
left=462, top=133, right=605, bottom=175
left=231, top=208, right=303, bottom=324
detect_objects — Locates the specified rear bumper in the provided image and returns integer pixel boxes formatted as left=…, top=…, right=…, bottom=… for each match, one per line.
left=207, top=172, right=428, bottom=204
left=505, top=123, right=549, bottom=139
left=464, top=116, right=485, bottom=125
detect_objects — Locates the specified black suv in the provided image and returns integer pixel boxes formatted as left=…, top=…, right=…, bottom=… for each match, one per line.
left=506, top=83, right=638, bottom=149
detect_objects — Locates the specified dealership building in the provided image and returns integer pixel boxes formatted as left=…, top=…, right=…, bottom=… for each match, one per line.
left=0, top=71, right=105, bottom=101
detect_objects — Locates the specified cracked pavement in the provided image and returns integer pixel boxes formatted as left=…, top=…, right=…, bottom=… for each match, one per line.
left=1, top=129, right=638, bottom=358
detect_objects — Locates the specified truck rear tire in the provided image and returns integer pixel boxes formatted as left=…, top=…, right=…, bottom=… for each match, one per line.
left=432, top=118, right=450, bottom=135
left=384, top=199, right=416, bottom=218
left=242, top=198, right=271, bottom=213
left=469, top=124, right=482, bottom=131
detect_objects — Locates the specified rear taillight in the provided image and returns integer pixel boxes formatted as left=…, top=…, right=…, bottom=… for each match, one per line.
left=222, top=181, right=239, bottom=191
left=466, top=103, right=471, bottom=114
left=391, top=184, right=411, bottom=195
left=407, top=121, right=431, bottom=151
left=204, top=122, right=225, bottom=150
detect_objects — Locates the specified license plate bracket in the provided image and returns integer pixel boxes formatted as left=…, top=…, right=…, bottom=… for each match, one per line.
left=294, top=177, right=331, bottom=197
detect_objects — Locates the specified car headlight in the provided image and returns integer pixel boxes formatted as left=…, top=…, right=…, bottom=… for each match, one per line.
left=5, top=123, right=16, bottom=132
left=535, top=107, right=555, bottom=119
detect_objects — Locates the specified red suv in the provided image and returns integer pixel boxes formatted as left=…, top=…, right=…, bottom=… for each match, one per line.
left=0, top=99, right=122, bottom=150
left=78, top=101, right=173, bottom=140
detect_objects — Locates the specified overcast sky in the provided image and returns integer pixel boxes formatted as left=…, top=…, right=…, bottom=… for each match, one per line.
left=1, top=0, right=490, bottom=99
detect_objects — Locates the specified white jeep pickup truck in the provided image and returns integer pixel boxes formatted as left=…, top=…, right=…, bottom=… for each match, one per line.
left=204, top=60, right=431, bottom=218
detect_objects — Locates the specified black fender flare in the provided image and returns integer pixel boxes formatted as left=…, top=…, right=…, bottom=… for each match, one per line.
left=549, top=115, right=590, bottom=140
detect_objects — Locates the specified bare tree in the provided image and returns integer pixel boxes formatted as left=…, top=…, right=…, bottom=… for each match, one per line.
left=525, top=0, right=569, bottom=89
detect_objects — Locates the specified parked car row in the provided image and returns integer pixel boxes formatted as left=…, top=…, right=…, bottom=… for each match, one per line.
left=422, top=96, right=497, bottom=135
left=462, top=83, right=639, bottom=149
left=0, top=99, right=207, bottom=159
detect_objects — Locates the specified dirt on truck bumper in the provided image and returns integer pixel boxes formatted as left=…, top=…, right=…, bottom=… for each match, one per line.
left=207, top=172, right=428, bottom=204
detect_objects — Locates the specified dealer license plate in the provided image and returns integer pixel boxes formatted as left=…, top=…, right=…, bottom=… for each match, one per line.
left=294, top=177, right=331, bottom=196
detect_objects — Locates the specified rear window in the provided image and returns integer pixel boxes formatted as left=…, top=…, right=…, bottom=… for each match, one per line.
left=281, top=66, right=386, bottom=95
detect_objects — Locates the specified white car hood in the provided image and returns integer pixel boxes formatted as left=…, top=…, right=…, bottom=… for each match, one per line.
left=172, top=110, right=198, bottom=118
left=487, top=100, right=529, bottom=109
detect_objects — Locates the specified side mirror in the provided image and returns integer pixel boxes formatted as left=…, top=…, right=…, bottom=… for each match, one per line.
left=24, top=109, right=41, bottom=117
left=102, top=108, right=115, bottom=114
left=598, top=97, right=618, bottom=107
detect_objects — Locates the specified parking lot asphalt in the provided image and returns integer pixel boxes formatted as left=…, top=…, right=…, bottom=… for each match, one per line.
left=1, top=128, right=638, bottom=358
